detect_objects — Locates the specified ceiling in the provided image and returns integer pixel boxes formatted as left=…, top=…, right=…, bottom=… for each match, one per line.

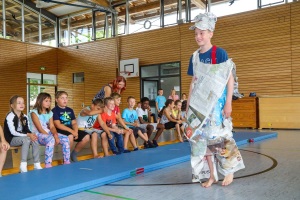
left=0, top=0, right=227, bottom=42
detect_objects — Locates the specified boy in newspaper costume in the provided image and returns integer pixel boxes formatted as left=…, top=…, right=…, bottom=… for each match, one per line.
left=186, top=12, right=245, bottom=187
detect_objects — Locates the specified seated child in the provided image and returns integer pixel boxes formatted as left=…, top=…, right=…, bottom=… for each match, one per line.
left=94, top=97, right=129, bottom=155
left=52, top=91, right=90, bottom=162
left=29, top=92, right=70, bottom=168
left=4, top=95, right=42, bottom=173
left=137, top=97, right=163, bottom=147
left=122, top=96, right=155, bottom=149
left=77, top=98, right=112, bottom=157
left=171, top=100, right=186, bottom=142
left=111, top=93, right=134, bottom=153
left=0, top=125, right=10, bottom=177
left=154, top=99, right=184, bottom=143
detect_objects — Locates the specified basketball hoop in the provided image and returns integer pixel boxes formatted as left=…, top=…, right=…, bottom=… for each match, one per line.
left=120, top=71, right=131, bottom=77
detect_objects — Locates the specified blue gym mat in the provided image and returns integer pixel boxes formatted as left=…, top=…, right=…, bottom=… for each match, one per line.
left=0, top=131, right=277, bottom=200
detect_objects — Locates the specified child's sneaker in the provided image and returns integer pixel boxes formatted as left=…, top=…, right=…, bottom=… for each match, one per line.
left=112, top=151, right=121, bottom=155
left=20, top=162, right=28, bottom=173
left=34, top=162, right=43, bottom=170
left=45, top=163, right=52, bottom=168
left=152, top=140, right=159, bottom=147
left=143, top=142, right=149, bottom=149
left=147, top=141, right=155, bottom=148
left=133, top=147, right=139, bottom=151
left=123, top=149, right=131, bottom=153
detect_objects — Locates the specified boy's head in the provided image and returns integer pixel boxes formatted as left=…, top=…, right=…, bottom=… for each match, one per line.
left=141, top=97, right=150, bottom=110
left=111, top=92, right=121, bottom=107
left=55, top=91, right=68, bottom=108
left=190, top=12, right=216, bottom=47
left=158, top=89, right=163, bottom=96
left=91, top=98, right=105, bottom=112
left=182, top=93, right=187, bottom=99
left=136, top=102, right=141, bottom=108
left=104, top=97, right=115, bottom=111
left=189, top=12, right=217, bottom=32
left=127, top=96, right=136, bottom=109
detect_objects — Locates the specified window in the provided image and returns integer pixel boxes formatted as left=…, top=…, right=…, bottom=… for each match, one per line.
left=73, top=72, right=84, bottom=83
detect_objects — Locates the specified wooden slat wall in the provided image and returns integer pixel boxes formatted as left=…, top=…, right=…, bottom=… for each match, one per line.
left=119, top=26, right=181, bottom=110
left=0, top=39, right=58, bottom=125
left=26, top=43, right=57, bottom=74
left=291, top=2, right=300, bottom=94
left=57, top=38, right=118, bottom=114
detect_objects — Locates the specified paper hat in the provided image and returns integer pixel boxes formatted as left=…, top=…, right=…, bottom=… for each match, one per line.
left=189, top=12, right=217, bottom=32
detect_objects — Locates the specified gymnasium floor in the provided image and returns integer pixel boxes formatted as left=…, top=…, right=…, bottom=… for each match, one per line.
left=58, top=129, right=300, bottom=200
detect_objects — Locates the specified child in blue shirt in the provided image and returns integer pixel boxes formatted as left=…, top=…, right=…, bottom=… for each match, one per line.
left=122, top=96, right=155, bottom=149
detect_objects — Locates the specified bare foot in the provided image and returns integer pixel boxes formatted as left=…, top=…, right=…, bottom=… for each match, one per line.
left=201, top=178, right=218, bottom=188
left=94, top=155, right=103, bottom=159
left=178, top=134, right=183, bottom=142
left=222, top=174, right=234, bottom=186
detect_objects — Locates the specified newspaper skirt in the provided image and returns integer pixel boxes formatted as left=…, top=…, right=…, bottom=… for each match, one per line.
left=189, top=96, right=245, bottom=182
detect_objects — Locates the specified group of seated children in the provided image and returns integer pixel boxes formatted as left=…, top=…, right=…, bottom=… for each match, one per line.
left=0, top=89, right=187, bottom=177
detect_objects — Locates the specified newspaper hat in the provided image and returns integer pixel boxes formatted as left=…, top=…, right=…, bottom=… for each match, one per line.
left=189, top=12, right=217, bottom=32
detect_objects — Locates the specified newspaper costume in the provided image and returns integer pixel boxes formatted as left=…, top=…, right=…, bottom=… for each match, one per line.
left=186, top=13, right=245, bottom=183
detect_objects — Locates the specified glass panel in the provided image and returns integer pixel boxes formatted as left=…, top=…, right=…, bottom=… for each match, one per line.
left=70, top=11, right=93, bottom=44
left=143, top=80, right=158, bottom=101
left=24, top=6, right=39, bottom=44
left=261, top=0, right=284, bottom=7
left=41, top=17, right=56, bottom=47
left=28, top=85, right=56, bottom=112
left=0, top=0, right=3, bottom=38
left=95, top=11, right=106, bottom=39
left=27, top=73, right=41, bottom=84
left=211, top=0, right=257, bottom=17
left=73, top=72, right=84, bottom=83
left=141, top=65, right=159, bottom=78
left=43, top=74, right=57, bottom=84
left=160, top=76, right=180, bottom=99
left=5, top=0, right=22, bottom=41
left=60, top=18, right=68, bottom=46
left=160, top=62, right=180, bottom=76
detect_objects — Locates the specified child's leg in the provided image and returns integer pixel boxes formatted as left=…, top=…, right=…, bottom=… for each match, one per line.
left=90, top=132, right=99, bottom=158
left=146, top=124, right=154, bottom=139
left=57, top=133, right=70, bottom=164
left=37, top=133, right=55, bottom=167
left=123, top=130, right=130, bottom=150
left=153, top=123, right=164, bottom=142
left=175, top=124, right=183, bottom=142
left=71, top=131, right=90, bottom=162
left=108, top=132, right=118, bottom=154
left=129, top=132, right=137, bottom=149
left=115, top=132, right=124, bottom=153
left=68, top=135, right=74, bottom=151
left=202, top=155, right=217, bottom=188
left=10, top=137, right=30, bottom=162
left=31, top=140, right=40, bottom=163
left=100, top=132, right=109, bottom=156
left=138, top=130, right=148, bottom=142
left=0, top=147, right=8, bottom=176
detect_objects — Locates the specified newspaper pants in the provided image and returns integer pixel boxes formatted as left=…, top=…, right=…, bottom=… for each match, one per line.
left=190, top=135, right=245, bottom=182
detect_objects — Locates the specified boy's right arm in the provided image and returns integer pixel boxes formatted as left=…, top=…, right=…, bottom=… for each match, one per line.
left=97, top=115, right=113, bottom=139
left=80, top=108, right=102, bottom=117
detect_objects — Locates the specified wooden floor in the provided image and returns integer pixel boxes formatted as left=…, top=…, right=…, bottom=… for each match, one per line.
left=58, top=129, right=300, bottom=200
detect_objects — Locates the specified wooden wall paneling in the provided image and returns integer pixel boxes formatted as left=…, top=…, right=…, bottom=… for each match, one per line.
left=26, top=43, right=58, bottom=74
left=291, top=2, right=300, bottom=94
left=259, top=96, right=300, bottom=129
left=119, top=26, right=181, bottom=110
left=0, top=39, right=27, bottom=125
left=213, top=5, right=292, bottom=96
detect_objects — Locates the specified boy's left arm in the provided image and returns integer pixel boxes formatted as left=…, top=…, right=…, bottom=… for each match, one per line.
left=223, top=72, right=234, bottom=118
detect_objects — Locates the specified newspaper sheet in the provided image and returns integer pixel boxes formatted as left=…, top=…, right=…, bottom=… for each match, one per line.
left=186, top=59, right=234, bottom=133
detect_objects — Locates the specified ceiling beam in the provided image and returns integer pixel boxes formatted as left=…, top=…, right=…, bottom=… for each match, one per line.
left=192, top=0, right=206, bottom=9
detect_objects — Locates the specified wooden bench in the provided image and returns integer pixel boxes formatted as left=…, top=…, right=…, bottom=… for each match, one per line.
left=9, top=146, right=22, bottom=168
